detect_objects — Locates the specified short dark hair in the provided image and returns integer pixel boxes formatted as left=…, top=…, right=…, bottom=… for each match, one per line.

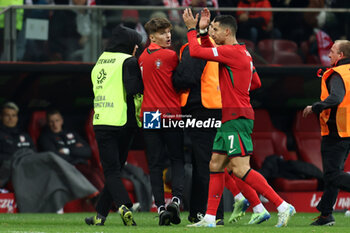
left=336, top=40, right=350, bottom=58
left=144, top=17, right=172, bottom=35
left=46, top=108, right=62, bottom=121
left=213, top=15, right=238, bottom=35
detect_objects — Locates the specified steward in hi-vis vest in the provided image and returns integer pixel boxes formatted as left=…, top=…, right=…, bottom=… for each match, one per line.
left=86, top=25, right=142, bottom=226
left=303, top=40, right=350, bottom=225
left=92, top=52, right=131, bottom=127
left=320, top=63, right=350, bottom=137
left=178, top=41, right=221, bottom=109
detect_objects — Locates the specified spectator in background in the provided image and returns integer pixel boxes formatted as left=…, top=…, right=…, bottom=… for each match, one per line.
left=0, top=102, right=97, bottom=213
left=0, top=102, right=34, bottom=188
left=277, top=0, right=315, bottom=46
left=163, top=0, right=181, bottom=23
left=182, top=0, right=219, bottom=8
left=217, top=0, right=239, bottom=16
left=236, top=0, right=280, bottom=44
left=22, top=0, right=53, bottom=62
left=95, top=0, right=149, bottom=5
left=329, top=0, right=350, bottom=40
left=49, top=0, right=93, bottom=61
left=38, top=109, right=104, bottom=192
left=183, top=0, right=220, bottom=18
left=121, top=10, right=148, bottom=45
left=0, top=0, right=24, bottom=61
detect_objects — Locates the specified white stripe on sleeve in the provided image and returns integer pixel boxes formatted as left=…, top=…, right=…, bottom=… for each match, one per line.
left=212, top=47, right=218, bottom=57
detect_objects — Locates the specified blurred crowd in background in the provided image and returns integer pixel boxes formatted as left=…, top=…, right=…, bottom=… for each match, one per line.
left=0, top=0, right=349, bottom=65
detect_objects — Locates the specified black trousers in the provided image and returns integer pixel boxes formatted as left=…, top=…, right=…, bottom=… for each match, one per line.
left=94, top=128, right=135, bottom=217
left=143, top=128, right=185, bottom=208
left=317, top=136, right=350, bottom=215
left=186, top=127, right=224, bottom=219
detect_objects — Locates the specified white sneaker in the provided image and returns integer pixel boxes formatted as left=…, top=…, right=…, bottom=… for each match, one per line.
left=187, top=217, right=216, bottom=227
left=275, top=204, right=296, bottom=227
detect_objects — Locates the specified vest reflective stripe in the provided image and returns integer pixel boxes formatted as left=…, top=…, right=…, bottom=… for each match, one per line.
left=91, top=52, right=131, bottom=126
left=179, top=42, right=222, bottom=109
left=0, top=0, right=24, bottom=30
left=320, top=64, right=350, bottom=137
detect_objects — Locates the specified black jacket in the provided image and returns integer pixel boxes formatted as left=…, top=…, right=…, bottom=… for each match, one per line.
left=0, top=124, right=34, bottom=165
left=38, top=128, right=91, bottom=165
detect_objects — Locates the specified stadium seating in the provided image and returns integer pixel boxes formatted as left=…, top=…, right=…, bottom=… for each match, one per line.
left=84, top=110, right=103, bottom=172
left=28, top=110, right=47, bottom=146
left=292, top=111, right=323, bottom=172
left=238, top=38, right=255, bottom=52
left=257, top=39, right=302, bottom=65
left=252, top=109, right=318, bottom=191
left=258, top=39, right=298, bottom=54
left=27, top=110, right=100, bottom=212
left=251, top=109, right=296, bottom=170
left=300, top=41, right=322, bottom=65
left=271, top=51, right=303, bottom=65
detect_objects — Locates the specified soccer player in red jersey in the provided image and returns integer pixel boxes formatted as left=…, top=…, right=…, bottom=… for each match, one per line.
left=183, top=8, right=295, bottom=227
left=138, top=17, right=184, bottom=226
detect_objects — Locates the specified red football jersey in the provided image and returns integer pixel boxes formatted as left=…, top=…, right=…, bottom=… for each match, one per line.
left=139, top=43, right=180, bottom=118
left=187, top=30, right=256, bottom=123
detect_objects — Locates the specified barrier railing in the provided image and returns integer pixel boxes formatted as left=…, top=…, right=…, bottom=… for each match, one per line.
left=0, top=5, right=348, bottom=64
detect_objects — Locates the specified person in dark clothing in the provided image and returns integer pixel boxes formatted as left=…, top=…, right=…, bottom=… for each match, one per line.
left=0, top=102, right=98, bottom=213
left=303, top=40, right=350, bottom=226
left=38, top=109, right=104, bottom=192
left=173, top=39, right=224, bottom=224
left=85, top=25, right=143, bottom=227
left=0, top=102, right=34, bottom=187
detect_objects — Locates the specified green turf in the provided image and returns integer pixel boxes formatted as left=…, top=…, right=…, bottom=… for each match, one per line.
left=0, top=212, right=350, bottom=233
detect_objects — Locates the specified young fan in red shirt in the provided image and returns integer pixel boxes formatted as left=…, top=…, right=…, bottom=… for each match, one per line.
left=138, top=17, right=184, bottom=226
left=183, top=8, right=295, bottom=227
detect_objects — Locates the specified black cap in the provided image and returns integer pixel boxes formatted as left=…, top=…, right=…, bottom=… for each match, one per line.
left=105, top=25, right=142, bottom=54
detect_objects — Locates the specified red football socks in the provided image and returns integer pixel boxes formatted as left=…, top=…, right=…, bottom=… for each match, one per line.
left=224, top=169, right=240, bottom=196
left=232, top=173, right=261, bottom=207
left=206, top=172, right=225, bottom=216
left=244, top=169, right=283, bottom=207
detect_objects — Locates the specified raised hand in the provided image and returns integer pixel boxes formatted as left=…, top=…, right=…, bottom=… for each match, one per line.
left=302, top=105, right=313, bottom=117
left=199, top=8, right=211, bottom=30
left=182, top=8, right=199, bottom=30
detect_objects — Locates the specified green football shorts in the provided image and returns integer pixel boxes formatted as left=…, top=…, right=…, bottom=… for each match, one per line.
left=212, top=118, right=253, bottom=157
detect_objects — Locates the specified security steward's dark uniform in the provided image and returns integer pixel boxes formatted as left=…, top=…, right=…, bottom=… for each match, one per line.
left=312, top=57, right=350, bottom=217
left=173, top=41, right=224, bottom=222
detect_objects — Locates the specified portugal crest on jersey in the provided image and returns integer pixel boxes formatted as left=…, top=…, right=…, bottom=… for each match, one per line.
left=155, top=59, right=162, bottom=69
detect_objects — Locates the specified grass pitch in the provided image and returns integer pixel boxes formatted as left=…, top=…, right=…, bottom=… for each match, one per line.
left=0, top=211, right=350, bottom=233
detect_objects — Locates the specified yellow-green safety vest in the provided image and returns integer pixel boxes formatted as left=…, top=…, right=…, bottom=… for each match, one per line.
left=0, top=0, right=24, bottom=30
left=91, top=52, right=131, bottom=127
